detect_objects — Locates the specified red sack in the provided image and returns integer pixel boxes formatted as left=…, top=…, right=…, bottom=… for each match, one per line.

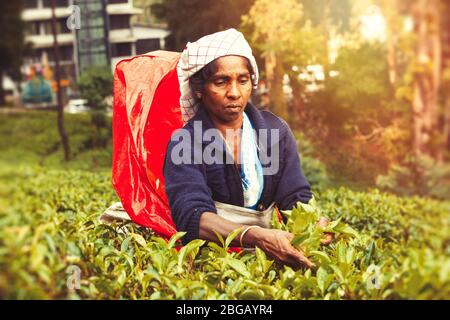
left=112, top=50, right=183, bottom=239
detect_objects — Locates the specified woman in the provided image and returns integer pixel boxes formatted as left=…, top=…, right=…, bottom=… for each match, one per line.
left=163, top=29, right=332, bottom=268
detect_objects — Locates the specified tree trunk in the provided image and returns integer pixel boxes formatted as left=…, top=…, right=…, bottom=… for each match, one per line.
left=386, top=1, right=398, bottom=86
left=288, top=72, right=305, bottom=124
left=265, top=52, right=288, bottom=120
left=387, top=35, right=398, bottom=86
left=321, top=1, right=331, bottom=83
left=387, top=35, right=398, bottom=87
left=412, top=0, right=442, bottom=159
left=265, top=51, right=276, bottom=94
left=0, top=70, right=5, bottom=106
left=438, top=1, right=450, bottom=162
left=442, top=98, right=450, bottom=159
left=380, top=0, right=399, bottom=86
left=51, top=0, right=70, bottom=161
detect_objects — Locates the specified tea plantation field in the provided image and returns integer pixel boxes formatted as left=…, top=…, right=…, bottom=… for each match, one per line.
left=1, top=163, right=448, bottom=299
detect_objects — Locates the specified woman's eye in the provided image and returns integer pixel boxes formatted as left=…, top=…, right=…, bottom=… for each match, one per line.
left=215, top=80, right=225, bottom=86
left=240, top=79, right=249, bottom=84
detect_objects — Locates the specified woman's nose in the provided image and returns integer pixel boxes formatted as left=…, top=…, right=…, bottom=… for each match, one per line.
left=227, top=81, right=241, bottom=99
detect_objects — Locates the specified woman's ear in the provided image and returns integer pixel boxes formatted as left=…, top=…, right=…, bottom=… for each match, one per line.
left=195, top=91, right=202, bottom=99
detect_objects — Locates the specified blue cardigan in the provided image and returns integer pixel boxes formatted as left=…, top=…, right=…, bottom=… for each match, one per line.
left=163, top=103, right=313, bottom=244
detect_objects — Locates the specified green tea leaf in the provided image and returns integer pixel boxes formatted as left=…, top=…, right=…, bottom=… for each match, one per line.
left=227, top=257, right=251, bottom=278
left=291, top=233, right=309, bottom=248
left=225, top=227, right=243, bottom=249
left=212, top=229, right=225, bottom=247
left=167, top=232, right=186, bottom=249
left=316, top=266, right=328, bottom=294
left=177, top=239, right=205, bottom=269
left=335, top=223, right=359, bottom=237
left=310, top=250, right=332, bottom=265
left=121, top=236, right=132, bottom=252
left=240, top=289, right=264, bottom=300
left=207, top=242, right=227, bottom=256
left=130, top=233, right=147, bottom=247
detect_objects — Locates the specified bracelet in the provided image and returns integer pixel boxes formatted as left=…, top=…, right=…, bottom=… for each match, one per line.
left=239, top=225, right=261, bottom=248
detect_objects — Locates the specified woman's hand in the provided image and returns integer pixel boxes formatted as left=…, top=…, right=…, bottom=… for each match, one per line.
left=244, top=227, right=315, bottom=269
left=316, top=216, right=334, bottom=245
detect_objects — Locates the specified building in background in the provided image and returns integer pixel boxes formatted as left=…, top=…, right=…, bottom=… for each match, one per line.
left=21, top=0, right=170, bottom=104
left=74, top=0, right=111, bottom=75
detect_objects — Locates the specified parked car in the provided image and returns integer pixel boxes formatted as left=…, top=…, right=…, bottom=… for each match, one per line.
left=65, top=99, right=90, bottom=114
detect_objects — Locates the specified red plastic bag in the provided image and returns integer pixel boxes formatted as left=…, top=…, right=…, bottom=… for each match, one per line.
left=112, top=50, right=183, bottom=239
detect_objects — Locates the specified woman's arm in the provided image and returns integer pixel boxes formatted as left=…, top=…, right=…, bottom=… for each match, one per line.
left=199, top=212, right=315, bottom=268
left=273, top=123, right=334, bottom=246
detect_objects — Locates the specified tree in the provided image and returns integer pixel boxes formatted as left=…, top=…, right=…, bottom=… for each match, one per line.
left=301, top=40, right=405, bottom=185
left=407, top=0, right=444, bottom=160
left=241, top=0, right=353, bottom=121
left=377, top=0, right=400, bottom=86
left=0, top=2, right=26, bottom=106
left=378, top=0, right=449, bottom=163
left=329, top=43, right=390, bottom=112
left=241, top=0, right=322, bottom=120
left=78, top=67, right=113, bottom=112
left=77, top=66, right=113, bottom=149
left=440, top=1, right=450, bottom=161
left=151, top=0, right=254, bottom=51
left=133, top=0, right=166, bottom=26
left=301, top=0, right=352, bottom=81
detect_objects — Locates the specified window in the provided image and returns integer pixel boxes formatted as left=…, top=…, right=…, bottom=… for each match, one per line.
left=38, top=46, right=73, bottom=62
left=111, top=43, right=132, bottom=57
left=40, top=18, right=73, bottom=35
left=42, top=21, right=53, bottom=35
left=136, top=39, right=160, bottom=55
left=109, top=15, right=130, bottom=30
left=59, top=18, right=71, bottom=34
left=26, top=21, right=40, bottom=36
left=60, top=46, right=74, bottom=61
left=23, top=0, right=38, bottom=9
left=42, top=0, right=69, bottom=8
left=108, top=0, right=129, bottom=4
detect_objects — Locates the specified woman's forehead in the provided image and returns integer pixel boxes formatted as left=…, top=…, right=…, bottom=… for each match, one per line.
left=213, top=56, right=250, bottom=75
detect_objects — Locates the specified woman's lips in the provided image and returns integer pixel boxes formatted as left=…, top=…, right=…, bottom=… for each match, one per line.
left=225, top=105, right=242, bottom=112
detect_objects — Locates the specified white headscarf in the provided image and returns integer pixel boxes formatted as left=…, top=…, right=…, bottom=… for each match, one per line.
left=176, top=28, right=259, bottom=123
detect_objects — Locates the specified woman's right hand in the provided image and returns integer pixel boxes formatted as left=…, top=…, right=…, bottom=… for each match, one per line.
left=244, top=227, right=315, bottom=269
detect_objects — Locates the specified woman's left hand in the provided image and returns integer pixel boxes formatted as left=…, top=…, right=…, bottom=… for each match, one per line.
left=316, top=217, right=334, bottom=245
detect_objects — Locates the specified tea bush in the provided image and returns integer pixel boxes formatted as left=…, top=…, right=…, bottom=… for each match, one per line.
left=0, top=163, right=448, bottom=299
left=0, top=111, right=112, bottom=169
left=376, top=154, right=450, bottom=201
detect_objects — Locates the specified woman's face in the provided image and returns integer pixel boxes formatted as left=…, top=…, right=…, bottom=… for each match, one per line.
left=200, top=55, right=253, bottom=124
